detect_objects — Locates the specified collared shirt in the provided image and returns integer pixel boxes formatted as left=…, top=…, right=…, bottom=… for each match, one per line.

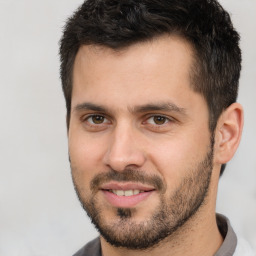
left=73, top=214, right=255, bottom=256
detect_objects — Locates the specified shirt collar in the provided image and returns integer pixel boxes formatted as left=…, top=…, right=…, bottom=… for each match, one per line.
left=215, top=213, right=237, bottom=256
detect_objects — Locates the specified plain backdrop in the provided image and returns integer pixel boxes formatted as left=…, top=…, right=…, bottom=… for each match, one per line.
left=0, top=0, right=255, bottom=255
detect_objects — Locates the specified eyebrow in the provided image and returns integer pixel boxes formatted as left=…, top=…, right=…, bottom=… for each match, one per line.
left=73, top=102, right=186, bottom=116
left=131, top=102, right=186, bottom=115
left=74, top=102, right=107, bottom=113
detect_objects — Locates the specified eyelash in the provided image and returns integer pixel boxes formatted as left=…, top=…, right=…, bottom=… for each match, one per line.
left=83, top=114, right=111, bottom=126
left=144, top=115, right=171, bottom=126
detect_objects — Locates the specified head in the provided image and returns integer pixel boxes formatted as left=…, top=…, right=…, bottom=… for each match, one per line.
left=59, top=0, right=243, bottom=250
left=60, top=0, right=241, bottom=175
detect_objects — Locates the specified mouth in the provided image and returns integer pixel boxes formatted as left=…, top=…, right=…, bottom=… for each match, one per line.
left=107, top=189, right=147, bottom=196
left=100, top=183, right=155, bottom=208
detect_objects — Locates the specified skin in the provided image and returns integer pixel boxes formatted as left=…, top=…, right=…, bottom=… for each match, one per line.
left=68, top=35, right=243, bottom=256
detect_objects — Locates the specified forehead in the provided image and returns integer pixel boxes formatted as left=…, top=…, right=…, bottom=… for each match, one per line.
left=72, top=35, right=201, bottom=112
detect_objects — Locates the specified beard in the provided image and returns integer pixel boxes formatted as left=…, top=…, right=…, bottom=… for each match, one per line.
left=71, top=140, right=214, bottom=250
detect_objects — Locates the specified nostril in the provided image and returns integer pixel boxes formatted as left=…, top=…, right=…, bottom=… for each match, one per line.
left=104, top=153, right=146, bottom=172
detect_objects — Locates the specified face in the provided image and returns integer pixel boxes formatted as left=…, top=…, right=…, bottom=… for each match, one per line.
left=69, top=36, right=214, bottom=249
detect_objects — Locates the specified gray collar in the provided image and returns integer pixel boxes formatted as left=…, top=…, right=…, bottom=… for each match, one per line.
left=215, top=213, right=237, bottom=256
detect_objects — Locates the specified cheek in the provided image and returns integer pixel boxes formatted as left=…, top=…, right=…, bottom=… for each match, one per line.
left=147, top=130, right=210, bottom=187
left=68, top=130, right=107, bottom=182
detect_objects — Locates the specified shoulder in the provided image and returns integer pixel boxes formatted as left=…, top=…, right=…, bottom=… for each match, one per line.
left=73, top=237, right=101, bottom=256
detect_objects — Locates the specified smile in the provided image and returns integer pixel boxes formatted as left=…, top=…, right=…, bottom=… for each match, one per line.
left=101, top=188, right=156, bottom=208
left=110, top=189, right=144, bottom=196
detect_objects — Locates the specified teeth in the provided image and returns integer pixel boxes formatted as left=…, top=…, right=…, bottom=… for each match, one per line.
left=124, top=190, right=133, bottom=196
left=133, top=189, right=140, bottom=195
left=112, top=189, right=143, bottom=196
left=116, top=190, right=124, bottom=196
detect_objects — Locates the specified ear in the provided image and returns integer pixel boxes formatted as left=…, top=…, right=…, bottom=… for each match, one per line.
left=214, top=103, right=244, bottom=165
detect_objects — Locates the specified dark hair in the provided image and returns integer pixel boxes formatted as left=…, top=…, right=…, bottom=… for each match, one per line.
left=59, top=0, right=241, bottom=175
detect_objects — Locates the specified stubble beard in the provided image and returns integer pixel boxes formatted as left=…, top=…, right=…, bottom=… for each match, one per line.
left=71, top=141, right=214, bottom=250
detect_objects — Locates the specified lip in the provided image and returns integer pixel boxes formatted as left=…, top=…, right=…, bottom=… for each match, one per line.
left=101, top=182, right=155, bottom=191
left=100, top=182, right=155, bottom=208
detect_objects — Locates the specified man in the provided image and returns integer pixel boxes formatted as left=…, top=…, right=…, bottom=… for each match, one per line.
left=59, top=0, right=254, bottom=255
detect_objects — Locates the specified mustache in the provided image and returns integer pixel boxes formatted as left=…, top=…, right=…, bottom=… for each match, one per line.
left=90, top=169, right=166, bottom=193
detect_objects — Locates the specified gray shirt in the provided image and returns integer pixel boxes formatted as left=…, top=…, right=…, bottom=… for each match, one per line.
left=73, top=214, right=238, bottom=256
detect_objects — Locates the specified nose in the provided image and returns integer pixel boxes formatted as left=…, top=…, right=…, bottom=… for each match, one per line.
left=103, top=124, right=146, bottom=172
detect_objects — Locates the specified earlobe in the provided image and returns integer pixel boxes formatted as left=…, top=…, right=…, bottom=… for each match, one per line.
left=215, top=103, right=244, bottom=165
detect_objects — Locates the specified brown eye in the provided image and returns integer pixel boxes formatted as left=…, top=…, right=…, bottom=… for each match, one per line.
left=87, top=115, right=106, bottom=124
left=146, top=115, right=169, bottom=126
left=152, top=116, right=168, bottom=125
left=93, top=115, right=105, bottom=124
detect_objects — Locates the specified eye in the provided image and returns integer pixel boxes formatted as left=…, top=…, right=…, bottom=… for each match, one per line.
left=146, top=115, right=169, bottom=125
left=86, top=115, right=109, bottom=125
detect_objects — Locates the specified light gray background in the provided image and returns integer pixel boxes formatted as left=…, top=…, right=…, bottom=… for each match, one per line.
left=0, top=0, right=255, bottom=255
